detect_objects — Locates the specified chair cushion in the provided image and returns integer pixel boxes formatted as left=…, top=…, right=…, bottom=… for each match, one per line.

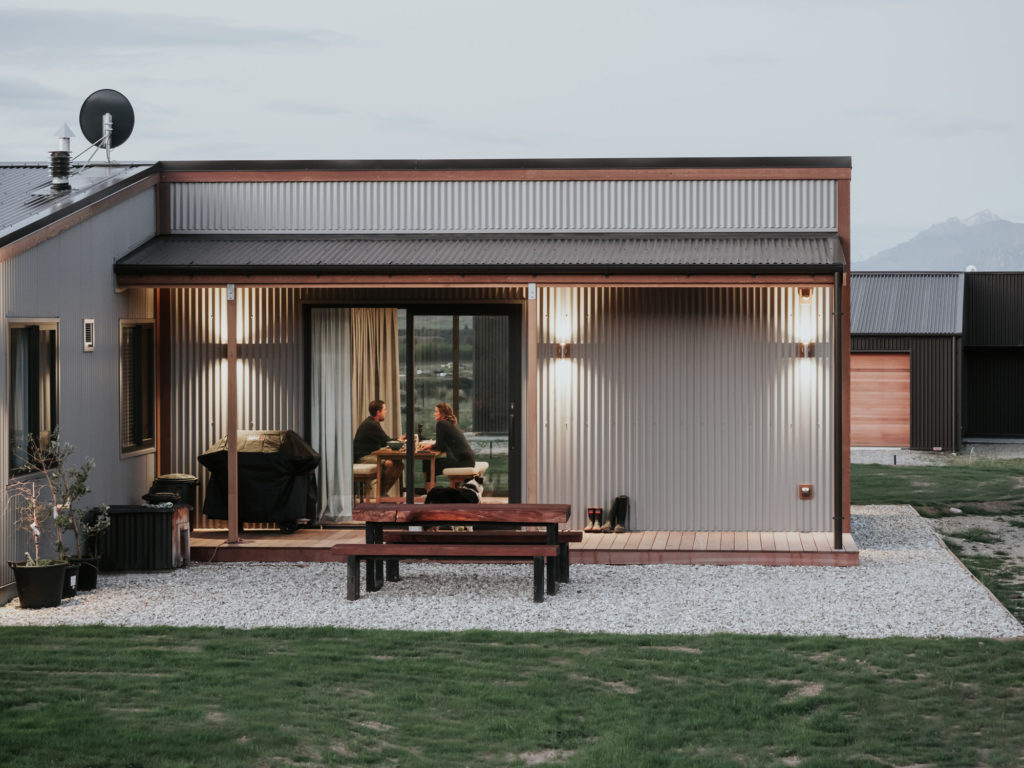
left=353, top=463, right=377, bottom=478
left=442, top=461, right=489, bottom=477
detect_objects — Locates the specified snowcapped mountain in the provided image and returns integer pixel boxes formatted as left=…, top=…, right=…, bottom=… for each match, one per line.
left=857, top=211, right=1024, bottom=271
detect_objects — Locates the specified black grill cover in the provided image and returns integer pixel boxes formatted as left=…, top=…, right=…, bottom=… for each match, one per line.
left=198, top=430, right=320, bottom=522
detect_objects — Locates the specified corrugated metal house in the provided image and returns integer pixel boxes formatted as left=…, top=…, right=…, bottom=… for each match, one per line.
left=1, top=156, right=854, bottom=598
left=850, top=272, right=963, bottom=451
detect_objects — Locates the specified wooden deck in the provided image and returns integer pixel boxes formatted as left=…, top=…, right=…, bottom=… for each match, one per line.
left=190, top=527, right=859, bottom=567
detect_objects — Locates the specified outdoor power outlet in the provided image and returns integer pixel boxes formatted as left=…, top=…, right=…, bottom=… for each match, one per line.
left=798, top=483, right=814, bottom=501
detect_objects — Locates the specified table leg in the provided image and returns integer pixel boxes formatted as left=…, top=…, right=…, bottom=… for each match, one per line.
left=365, top=523, right=381, bottom=592
left=546, top=524, right=558, bottom=595
left=374, top=458, right=383, bottom=503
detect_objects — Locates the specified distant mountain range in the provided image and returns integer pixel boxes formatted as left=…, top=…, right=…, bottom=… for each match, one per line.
left=856, top=211, right=1024, bottom=271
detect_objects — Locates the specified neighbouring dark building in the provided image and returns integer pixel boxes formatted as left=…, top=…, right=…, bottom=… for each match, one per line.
left=850, top=272, right=963, bottom=451
left=962, top=272, right=1024, bottom=439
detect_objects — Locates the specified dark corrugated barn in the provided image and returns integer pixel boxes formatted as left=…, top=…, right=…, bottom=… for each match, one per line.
left=850, top=272, right=963, bottom=451
left=963, top=272, right=1024, bottom=439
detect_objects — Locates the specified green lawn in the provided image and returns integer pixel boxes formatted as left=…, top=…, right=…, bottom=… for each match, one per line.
left=4, top=459, right=1024, bottom=766
left=1, top=627, right=1023, bottom=767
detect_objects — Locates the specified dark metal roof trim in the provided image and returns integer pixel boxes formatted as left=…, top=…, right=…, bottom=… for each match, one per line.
left=115, top=233, right=845, bottom=277
left=156, top=156, right=851, bottom=173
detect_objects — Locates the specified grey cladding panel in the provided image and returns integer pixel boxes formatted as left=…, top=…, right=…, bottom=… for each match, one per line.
left=169, top=180, right=837, bottom=234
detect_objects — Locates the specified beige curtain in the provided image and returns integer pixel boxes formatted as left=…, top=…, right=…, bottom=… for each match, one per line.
left=350, top=308, right=402, bottom=439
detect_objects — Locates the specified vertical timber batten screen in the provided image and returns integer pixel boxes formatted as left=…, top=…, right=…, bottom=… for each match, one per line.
left=169, top=287, right=304, bottom=528
left=537, top=286, right=834, bottom=532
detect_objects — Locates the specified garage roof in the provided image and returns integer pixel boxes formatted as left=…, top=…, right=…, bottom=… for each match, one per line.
left=851, top=272, right=964, bottom=335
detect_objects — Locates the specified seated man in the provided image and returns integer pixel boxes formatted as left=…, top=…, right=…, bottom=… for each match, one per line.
left=353, top=399, right=403, bottom=494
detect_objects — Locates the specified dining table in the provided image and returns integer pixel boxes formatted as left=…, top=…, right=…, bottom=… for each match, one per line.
left=369, top=445, right=441, bottom=502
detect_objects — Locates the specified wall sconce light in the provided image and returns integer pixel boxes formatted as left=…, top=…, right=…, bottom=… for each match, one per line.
left=798, top=483, right=814, bottom=500
left=798, top=287, right=813, bottom=304
left=555, top=342, right=571, bottom=359
left=796, top=342, right=815, bottom=358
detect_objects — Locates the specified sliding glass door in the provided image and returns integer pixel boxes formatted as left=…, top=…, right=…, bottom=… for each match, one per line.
left=399, top=309, right=520, bottom=501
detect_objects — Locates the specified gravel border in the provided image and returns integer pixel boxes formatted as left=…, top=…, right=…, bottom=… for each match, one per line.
left=2, top=505, right=1021, bottom=638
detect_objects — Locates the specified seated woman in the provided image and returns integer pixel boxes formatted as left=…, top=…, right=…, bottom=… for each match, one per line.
left=420, top=402, right=475, bottom=477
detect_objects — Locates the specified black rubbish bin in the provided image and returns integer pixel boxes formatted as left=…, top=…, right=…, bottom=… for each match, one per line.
left=198, top=430, right=320, bottom=527
left=96, top=504, right=191, bottom=571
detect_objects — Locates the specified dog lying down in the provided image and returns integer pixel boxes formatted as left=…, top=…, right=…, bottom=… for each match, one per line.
left=424, top=475, right=484, bottom=503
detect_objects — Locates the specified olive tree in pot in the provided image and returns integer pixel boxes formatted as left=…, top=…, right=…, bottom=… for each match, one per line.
left=40, top=437, right=109, bottom=594
left=8, top=474, right=66, bottom=609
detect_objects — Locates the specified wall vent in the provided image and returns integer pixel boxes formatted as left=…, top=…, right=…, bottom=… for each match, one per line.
left=83, top=318, right=95, bottom=351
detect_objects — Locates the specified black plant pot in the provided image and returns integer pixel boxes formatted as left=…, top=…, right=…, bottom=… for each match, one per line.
left=70, top=556, right=100, bottom=591
left=62, top=562, right=81, bottom=598
left=8, top=561, right=67, bottom=609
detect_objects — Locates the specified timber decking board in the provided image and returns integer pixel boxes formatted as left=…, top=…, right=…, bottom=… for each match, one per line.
left=189, top=527, right=858, bottom=566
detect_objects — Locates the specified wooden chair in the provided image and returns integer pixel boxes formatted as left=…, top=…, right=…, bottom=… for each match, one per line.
left=353, top=463, right=377, bottom=502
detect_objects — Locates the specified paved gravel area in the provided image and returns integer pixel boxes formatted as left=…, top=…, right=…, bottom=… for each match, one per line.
left=2, top=506, right=1021, bottom=638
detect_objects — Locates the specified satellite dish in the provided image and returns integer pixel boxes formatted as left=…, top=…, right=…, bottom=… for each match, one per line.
left=79, top=89, right=134, bottom=149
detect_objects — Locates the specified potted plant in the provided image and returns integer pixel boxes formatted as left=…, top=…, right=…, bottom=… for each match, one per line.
left=46, top=442, right=109, bottom=592
left=34, top=436, right=109, bottom=594
left=7, top=474, right=66, bottom=609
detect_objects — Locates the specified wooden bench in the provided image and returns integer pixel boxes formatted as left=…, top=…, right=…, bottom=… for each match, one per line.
left=349, top=502, right=572, bottom=603
left=331, top=542, right=559, bottom=602
left=381, top=529, right=582, bottom=582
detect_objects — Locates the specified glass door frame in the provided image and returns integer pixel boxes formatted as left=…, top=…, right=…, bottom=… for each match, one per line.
left=302, top=300, right=523, bottom=505
left=403, top=303, right=522, bottom=503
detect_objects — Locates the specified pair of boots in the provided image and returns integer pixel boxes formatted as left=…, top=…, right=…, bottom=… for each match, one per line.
left=585, top=496, right=630, bottom=533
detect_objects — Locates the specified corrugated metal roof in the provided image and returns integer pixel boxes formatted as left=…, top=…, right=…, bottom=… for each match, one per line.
left=851, top=272, right=964, bottom=335
left=0, top=162, right=156, bottom=245
left=116, top=234, right=844, bottom=276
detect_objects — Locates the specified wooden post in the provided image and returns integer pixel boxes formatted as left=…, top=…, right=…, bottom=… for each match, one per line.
left=226, top=284, right=240, bottom=544
left=526, top=283, right=538, bottom=503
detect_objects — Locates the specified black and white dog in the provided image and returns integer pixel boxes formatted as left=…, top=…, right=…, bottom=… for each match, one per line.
left=424, top=475, right=484, bottom=504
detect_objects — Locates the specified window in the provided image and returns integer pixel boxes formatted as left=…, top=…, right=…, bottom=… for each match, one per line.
left=9, top=322, right=59, bottom=475
left=120, top=321, right=154, bottom=454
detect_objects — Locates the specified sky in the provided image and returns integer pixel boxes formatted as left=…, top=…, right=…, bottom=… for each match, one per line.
left=1, top=0, right=1021, bottom=262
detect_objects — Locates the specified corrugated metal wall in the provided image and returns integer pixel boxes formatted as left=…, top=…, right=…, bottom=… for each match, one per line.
left=168, top=287, right=305, bottom=528
left=537, top=286, right=834, bottom=531
left=851, top=336, right=961, bottom=451
left=964, top=273, right=1024, bottom=346
left=169, top=180, right=837, bottom=234
left=2, top=189, right=156, bottom=593
left=963, top=348, right=1024, bottom=438
left=962, top=273, right=1024, bottom=438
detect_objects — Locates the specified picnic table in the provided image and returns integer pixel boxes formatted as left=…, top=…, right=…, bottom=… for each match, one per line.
left=333, top=503, right=573, bottom=602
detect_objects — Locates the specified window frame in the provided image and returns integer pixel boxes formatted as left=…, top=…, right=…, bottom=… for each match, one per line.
left=8, top=318, right=60, bottom=478
left=119, top=319, right=156, bottom=457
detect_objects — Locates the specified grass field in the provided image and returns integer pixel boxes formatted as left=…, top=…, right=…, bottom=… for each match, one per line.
left=1, top=626, right=1023, bottom=768
left=3, top=459, right=1023, bottom=766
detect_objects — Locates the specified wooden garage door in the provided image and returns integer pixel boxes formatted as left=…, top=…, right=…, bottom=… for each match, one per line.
left=851, top=353, right=910, bottom=447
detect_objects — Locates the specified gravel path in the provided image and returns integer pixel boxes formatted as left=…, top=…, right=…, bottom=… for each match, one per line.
left=2, top=506, right=1021, bottom=638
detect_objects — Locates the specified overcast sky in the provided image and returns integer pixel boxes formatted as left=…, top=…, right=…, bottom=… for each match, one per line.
left=1, top=0, right=1020, bottom=261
